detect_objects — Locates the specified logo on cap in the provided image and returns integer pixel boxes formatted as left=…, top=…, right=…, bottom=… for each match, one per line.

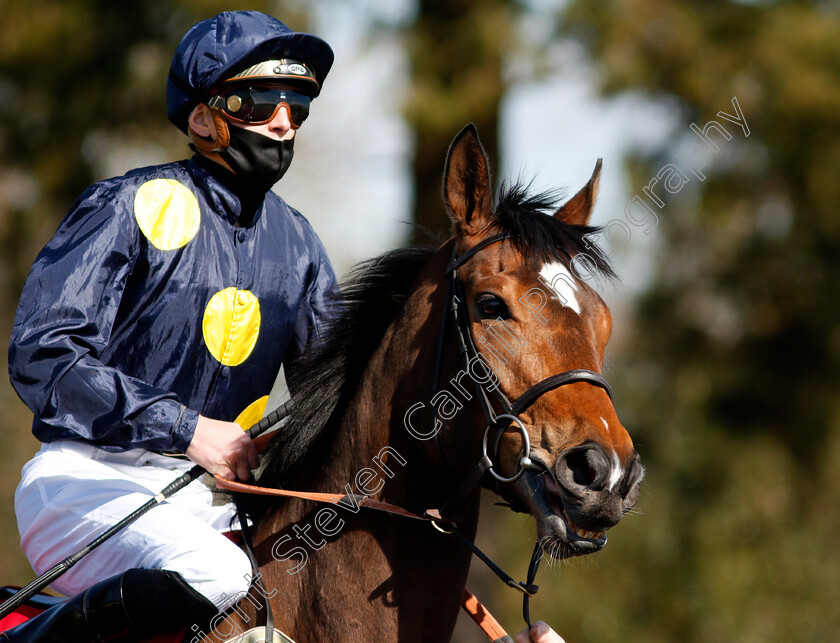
left=286, top=64, right=307, bottom=75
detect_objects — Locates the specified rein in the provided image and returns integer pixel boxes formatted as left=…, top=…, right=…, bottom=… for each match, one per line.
left=217, top=475, right=528, bottom=643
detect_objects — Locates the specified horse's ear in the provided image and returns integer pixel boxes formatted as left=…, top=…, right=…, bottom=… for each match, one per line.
left=443, top=123, right=494, bottom=234
left=555, top=159, right=602, bottom=226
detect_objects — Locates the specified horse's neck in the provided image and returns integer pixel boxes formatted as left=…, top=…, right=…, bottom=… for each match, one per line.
left=250, top=253, right=479, bottom=641
left=301, top=253, right=460, bottom=506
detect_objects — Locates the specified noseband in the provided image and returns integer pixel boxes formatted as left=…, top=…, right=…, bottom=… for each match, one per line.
left=432, top=232, right=613, bottom=483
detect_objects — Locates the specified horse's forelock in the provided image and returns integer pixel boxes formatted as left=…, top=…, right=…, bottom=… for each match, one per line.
left=494, top=180, right=616, bottom=279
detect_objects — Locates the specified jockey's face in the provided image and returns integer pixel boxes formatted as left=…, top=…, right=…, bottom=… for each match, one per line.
left=187, top=101, right=296, bottom=144
left=230, top=103, right=296, bottom=142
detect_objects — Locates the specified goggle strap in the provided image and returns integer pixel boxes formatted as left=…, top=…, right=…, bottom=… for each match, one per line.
left=210, top=109, right=231, bottom=149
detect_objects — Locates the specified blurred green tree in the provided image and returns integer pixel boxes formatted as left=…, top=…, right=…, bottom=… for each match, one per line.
left=401, top=0, right=517, bottom=242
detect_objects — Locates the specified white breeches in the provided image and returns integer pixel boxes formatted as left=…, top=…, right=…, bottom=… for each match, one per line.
left=15, top=440, right=252, bottom=611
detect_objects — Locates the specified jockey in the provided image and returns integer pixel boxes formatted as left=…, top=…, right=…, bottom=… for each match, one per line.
left=3, top=10, right=336, bottom=642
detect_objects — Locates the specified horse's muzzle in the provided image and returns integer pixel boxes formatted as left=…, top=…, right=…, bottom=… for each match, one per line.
left=515, top=445, right=643, bottom=558
left=553, top=443, right=644, bottom=532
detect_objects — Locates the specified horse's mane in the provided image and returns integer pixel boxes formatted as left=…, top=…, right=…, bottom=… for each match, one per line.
left=255, top=180, right=614, bottom=496
left=256, top=246, right=435, bottom=491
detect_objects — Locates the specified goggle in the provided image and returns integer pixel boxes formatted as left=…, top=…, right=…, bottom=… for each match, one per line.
left=208, top=86, right=311, bottom=129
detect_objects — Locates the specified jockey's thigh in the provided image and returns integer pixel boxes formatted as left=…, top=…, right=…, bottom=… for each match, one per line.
left=15, top=440, right=251, bottom=611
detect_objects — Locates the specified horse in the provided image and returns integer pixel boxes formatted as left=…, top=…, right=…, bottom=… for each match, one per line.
left=199, top=123, right=644, bottom=642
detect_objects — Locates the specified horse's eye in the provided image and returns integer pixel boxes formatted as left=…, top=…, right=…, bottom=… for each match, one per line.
left=477, top=294, right=509, bottom=319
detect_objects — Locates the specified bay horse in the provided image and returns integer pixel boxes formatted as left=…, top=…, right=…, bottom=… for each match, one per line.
left=218, top=123, right=642, bottom=642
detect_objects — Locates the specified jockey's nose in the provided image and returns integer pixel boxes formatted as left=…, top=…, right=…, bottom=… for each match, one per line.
left=267, top=104, right=294, bottom=138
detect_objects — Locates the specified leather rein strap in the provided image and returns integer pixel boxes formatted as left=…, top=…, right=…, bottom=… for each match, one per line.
left=463, top=589, right=515, bottom=643
left=217, top=475, right=535, bottom=596
left=217, top=476, right=517, bottom=642
left=219, top=477, right=426, bottom=521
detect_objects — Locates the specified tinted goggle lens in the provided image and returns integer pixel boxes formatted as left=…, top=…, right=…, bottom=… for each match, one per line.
left=211, top=87, right=311, bottom=128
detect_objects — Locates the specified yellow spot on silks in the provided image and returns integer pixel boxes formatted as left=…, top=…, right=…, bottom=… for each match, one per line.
left=202, top=288, right=261, bottom=366
left=234, top=396, right=269, bottom=432
left=134, top=179, right=200, bottom=250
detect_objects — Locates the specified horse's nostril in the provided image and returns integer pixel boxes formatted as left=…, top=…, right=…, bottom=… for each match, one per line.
left=566, top=451, right=597, bottom=486
left=558, top=445, right=611, bottom=493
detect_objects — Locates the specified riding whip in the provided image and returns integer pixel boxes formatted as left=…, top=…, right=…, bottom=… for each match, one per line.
left=0, top=400, right=293, bottom=620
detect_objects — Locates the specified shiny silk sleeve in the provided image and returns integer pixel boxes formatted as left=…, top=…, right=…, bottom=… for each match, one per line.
left=8, top=183, right=199, bottom=452
left=284, top=233, right=339, bottom=396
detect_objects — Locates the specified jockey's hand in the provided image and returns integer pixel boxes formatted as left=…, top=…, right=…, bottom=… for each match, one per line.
left=186, top=415, right=260, bottom=481
left=515, top=621, right=567, bottom=643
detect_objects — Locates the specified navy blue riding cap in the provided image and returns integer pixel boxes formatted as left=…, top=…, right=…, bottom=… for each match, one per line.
left=167, top=10, right=334, bottom=134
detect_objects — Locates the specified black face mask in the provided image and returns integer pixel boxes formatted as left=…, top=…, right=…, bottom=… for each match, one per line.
left=219, top=125, right=295, bottom=194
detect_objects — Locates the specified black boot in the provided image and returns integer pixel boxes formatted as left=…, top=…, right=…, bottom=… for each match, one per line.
left=0, top=568, right=217, bottom=642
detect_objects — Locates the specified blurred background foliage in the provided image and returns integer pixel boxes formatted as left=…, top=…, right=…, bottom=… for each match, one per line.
left=2, top=1, right=839, bottom=642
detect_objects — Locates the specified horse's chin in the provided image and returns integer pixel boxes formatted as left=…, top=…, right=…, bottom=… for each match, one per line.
left=514, top=469, right=608, bottom=559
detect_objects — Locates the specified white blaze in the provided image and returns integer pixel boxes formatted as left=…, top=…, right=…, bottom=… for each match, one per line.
left=539, top=261, right=581, bottom=314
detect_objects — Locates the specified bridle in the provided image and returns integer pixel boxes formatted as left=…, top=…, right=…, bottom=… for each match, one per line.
left=432, top=232, right=613, bottom=486
left=428, top=231, right=614, bottom=629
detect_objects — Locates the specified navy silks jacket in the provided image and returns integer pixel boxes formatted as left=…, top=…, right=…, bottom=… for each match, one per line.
left=9, top=157, right=337, bottom=453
